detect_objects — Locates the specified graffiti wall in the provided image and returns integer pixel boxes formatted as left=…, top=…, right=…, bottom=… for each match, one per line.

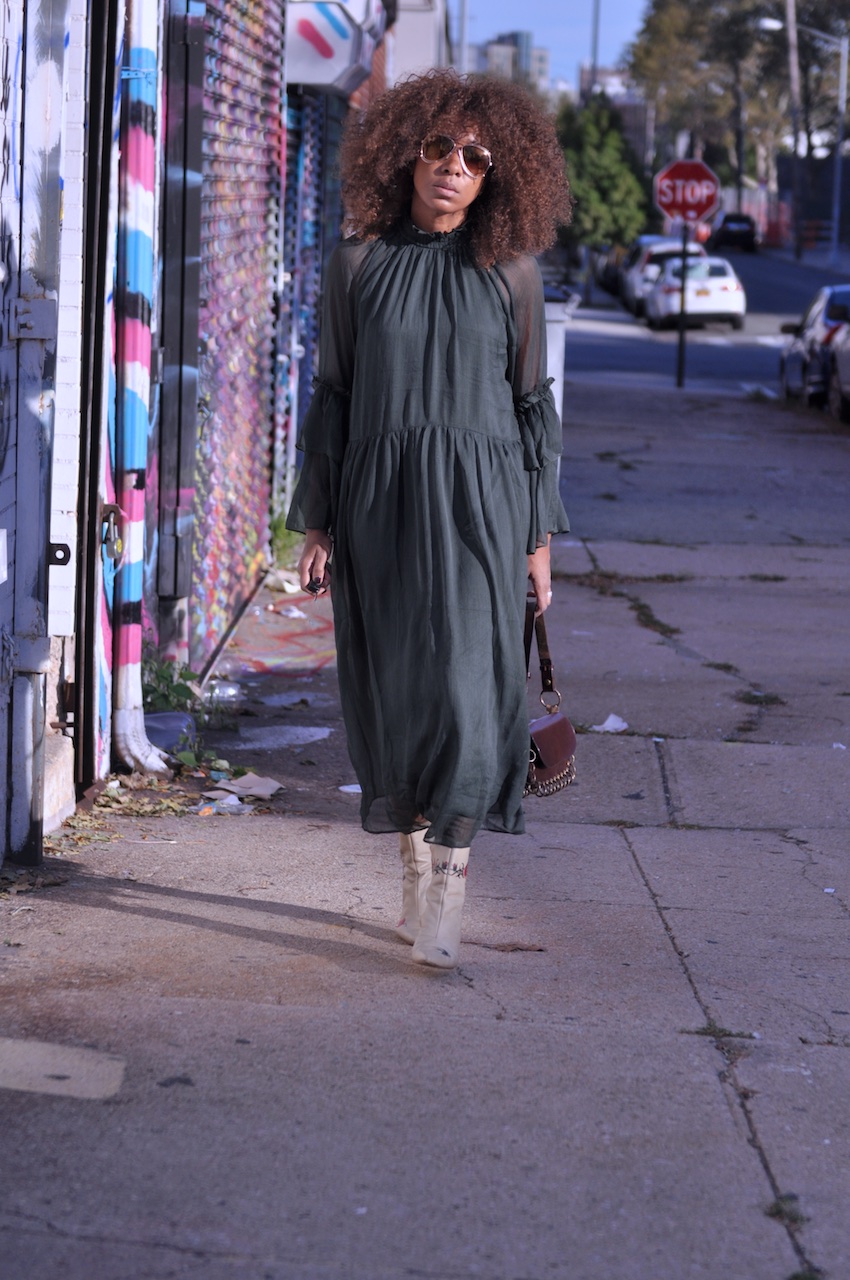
left=189, top=0, right=285, bottom=670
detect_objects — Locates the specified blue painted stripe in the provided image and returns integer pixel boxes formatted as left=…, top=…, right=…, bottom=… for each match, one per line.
left=119, top=556, right=144, bottom=600
left=316, top=3, right=350, bottom=38
left=123, top=230, right=154, bottom=300
left=122, top=390, right=150, bottom=467
left=127, top=47, right=157, bottom=107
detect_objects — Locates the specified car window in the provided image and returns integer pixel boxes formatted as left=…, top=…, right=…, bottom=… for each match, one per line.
left=825, top=290, right=850, bottom=321
left=670, top=260, right=710, bottom=280
left=801, top=295, right=826, bottom=329
left=708, top=263, right=731, bottom=277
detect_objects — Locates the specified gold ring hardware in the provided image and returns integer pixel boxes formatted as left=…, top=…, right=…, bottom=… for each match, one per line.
left=539, top=687, right=562, bottom=712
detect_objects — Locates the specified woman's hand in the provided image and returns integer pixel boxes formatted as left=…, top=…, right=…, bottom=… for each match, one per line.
left=528, top=538, right=552, bottom=616
left=298, top=529, right=333, bottom=597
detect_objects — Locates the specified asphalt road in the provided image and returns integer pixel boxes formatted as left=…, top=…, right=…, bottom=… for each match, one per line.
left=563, top=247, right=850, bottom=397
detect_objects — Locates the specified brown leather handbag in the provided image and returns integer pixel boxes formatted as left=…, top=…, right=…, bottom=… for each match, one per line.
left=523, top=594, right=577, bottom=797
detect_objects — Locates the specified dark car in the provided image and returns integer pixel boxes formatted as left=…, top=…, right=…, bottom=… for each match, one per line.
left=779, top=286, right=850, bottom=406
left=707, top=212, right=759, bottom=253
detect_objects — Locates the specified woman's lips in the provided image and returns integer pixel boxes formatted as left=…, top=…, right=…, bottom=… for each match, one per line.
left=433, top=183, right=458, bottom=196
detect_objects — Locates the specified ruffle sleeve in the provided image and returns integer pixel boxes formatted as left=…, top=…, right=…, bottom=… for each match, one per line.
left=285, top=377, right=350, bottom=534
left=516, top=377, right=570, bottom=553
left=285, top=240, right=361, bottom=536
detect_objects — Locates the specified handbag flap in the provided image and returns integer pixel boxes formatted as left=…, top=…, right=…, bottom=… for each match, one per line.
left=529, top=710, right=576, bottom=768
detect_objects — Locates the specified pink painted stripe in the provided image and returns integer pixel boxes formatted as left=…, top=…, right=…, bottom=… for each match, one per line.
left=100, top=591, right=113, bottom=647
left=121, top=319, right=152, bottom=367
left=297, top=18, right=334, bottom=58
left=116, top=629, right=143, bottom=667
left=119, top=486, right=146, bottom=523
left=125, top=126, right=156, bottom=192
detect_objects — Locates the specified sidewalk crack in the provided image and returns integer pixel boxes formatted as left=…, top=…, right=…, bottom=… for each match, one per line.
left=621, top=828, right=825, bottom=1279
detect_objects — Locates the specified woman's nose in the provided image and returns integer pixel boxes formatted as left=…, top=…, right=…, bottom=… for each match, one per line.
left=437, top=146, right=463, bottom=173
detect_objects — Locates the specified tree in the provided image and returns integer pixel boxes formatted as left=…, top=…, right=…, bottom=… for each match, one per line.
left=556, top=97, right=647, bottom=247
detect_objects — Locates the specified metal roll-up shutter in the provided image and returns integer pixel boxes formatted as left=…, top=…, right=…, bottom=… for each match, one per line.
left=191, top=0, right=284, bottom=668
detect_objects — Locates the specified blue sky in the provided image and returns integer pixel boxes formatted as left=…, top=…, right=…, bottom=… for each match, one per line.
left=459, top=0, right=648, bottom=88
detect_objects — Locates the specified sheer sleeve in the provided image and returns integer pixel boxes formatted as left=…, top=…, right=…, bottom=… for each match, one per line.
left=496, top=255, right=570, bottom=553
left=285, top=240, right=360, bottom=535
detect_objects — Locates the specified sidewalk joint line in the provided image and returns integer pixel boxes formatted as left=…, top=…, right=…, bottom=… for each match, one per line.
left=621, top=828, right=825, bottom=1277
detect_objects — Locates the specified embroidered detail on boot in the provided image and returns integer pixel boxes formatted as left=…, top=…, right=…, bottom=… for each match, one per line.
left=434, top=860, right=468, bottom=879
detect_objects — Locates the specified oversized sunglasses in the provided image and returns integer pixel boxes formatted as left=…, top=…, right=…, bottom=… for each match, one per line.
left=419, top=135, right=493, bottom=179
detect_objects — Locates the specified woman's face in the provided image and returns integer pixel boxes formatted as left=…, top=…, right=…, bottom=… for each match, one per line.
left=410, top=129, right=489, bottom=232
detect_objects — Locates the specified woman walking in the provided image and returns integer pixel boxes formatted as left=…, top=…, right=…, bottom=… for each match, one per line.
left=287, top=69, right=571, bottom=968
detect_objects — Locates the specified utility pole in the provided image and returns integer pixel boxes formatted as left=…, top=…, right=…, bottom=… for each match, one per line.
left=458, top=0, right=468, bottom=74
left=786, top=0, right=804, bottom=258
left=589, top=0, right=600, bottom=101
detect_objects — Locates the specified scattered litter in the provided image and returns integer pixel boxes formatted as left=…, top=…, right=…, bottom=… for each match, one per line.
left=824, top=888, right=836, bottom=894
left=354, top=1207, right=368, bottom=1216
left=339, top=783, right=362, bottom=794
left=145, top=711, right=197, bottom=753
left=265, top=568, right=302, bottom=594
left=280, top=605, right=308, bottom=620
left=106, top=778, right=121, bottom=789
left=571, top=630, right=595, bottom=636
left=209, top=771, right=282, bottom=800
left=652, top=735, right=665, bottom=743
left=232, top=725, right=331, bottom=749
left=591, top=713, right=629, bottom=734
left=188, top=799, right=254, bottom=816
left=206, top=680, right=243, bottom=703
left=833, top=742, right=847, bottom=750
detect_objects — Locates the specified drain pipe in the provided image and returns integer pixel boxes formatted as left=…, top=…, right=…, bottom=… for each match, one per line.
left=113, top=0, right=169, bottom=774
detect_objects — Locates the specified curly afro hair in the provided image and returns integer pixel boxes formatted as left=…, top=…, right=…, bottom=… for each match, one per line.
left=339, top=69, right=572, bottom=268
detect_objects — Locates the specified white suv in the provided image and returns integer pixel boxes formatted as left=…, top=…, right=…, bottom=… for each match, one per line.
left=621, top=237, right=707, bottom=317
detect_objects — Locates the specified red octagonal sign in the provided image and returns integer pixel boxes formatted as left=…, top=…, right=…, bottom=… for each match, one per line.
left=654, top=159, right=721, bottom=224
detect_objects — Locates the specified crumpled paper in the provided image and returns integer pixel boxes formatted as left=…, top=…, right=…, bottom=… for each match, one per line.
left=590, top=713, right=629, bottom=734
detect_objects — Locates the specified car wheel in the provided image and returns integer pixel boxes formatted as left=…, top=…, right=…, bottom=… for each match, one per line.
left=828, top=367, right=850, bottom=422
left=730, top=316, right=744, bottom=331
left=779, top=361, right=792, bottom=400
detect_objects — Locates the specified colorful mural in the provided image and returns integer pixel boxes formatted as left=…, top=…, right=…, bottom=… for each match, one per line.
left=112, top=0, right=168, bottom=772
left=190, top=0, right=285, bottom=670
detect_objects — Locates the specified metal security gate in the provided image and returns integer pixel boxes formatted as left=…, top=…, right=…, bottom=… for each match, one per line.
left=159, top=0, right=285, bottom=671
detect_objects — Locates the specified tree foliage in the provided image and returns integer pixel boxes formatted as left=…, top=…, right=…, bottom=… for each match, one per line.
left=627, top=0, right=850, bottom=181
left=556, top=97, right=647, bottom=247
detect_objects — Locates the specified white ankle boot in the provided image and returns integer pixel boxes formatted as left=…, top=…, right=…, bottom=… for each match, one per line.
left=411, top=845, right=470, bottom=969
left=395, top=829, right=432, bottom=944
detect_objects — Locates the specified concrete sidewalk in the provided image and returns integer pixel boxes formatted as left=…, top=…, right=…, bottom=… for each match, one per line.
left=1, top=384, right=849, bottom=1279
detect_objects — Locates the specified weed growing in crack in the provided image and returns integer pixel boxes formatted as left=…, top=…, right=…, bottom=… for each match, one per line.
left=766, top=1194, right=808, bottom=1228
left=681, top=1020, right=755, bottom=1040
left=736, top=690, right=786, bottom=707
left=628, top=598, right=680, bottom=638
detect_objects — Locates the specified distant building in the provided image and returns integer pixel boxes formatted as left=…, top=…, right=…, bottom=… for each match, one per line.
left=470, top=29, right=550, bottom=92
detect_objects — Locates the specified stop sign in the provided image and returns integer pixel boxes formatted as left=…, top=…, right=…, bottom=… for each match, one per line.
left=653, top=159, right=720, bottom=223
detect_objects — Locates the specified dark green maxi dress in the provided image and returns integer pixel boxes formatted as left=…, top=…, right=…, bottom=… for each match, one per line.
left=287, top=217, right=569, bottom=847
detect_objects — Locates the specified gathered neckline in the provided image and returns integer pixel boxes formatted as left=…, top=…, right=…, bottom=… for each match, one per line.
left=397, top=214, right=468, bottom=249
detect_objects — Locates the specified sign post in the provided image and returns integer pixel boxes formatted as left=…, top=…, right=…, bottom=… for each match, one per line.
left=653, top=160, right=721, bottom=387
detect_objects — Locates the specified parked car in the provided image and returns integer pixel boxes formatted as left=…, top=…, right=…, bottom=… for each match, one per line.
left=779, top=285, right=850, bottom=406
left=823, top=313, right=850, bottom=422
left=644, top=256, right=746, bottom=329
left=707, top=211, right=759, bottom=252
left=620, top=238, right=706, bottom=316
